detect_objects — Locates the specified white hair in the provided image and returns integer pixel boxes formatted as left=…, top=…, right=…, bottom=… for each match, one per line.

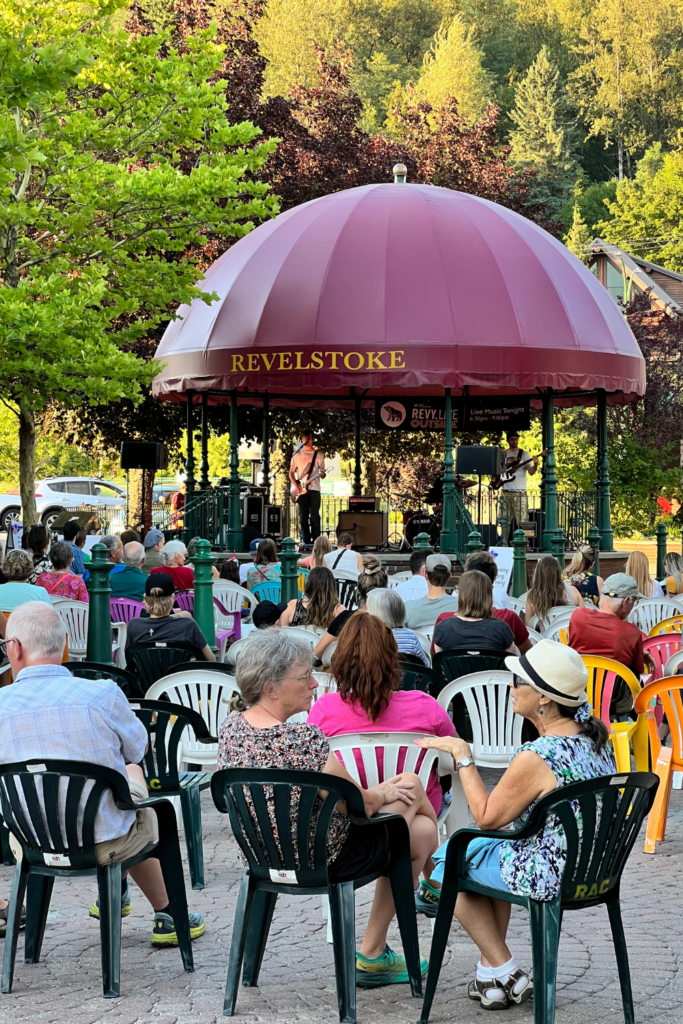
left=100, top=535, right=122, bottom=553
left=6, top=602, right=66, bottom=661
left=600, top=594, right=626, bottom=613
left=161, top=540, right=187, bottom=564
left=123, top=541, right=145, bottom=567
left=366, top=588, right=406, bottom=630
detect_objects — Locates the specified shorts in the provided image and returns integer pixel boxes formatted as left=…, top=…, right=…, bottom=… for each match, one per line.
left=431, top=836, right=510, bottom=891
left=328, top=822, right=390, bottom=883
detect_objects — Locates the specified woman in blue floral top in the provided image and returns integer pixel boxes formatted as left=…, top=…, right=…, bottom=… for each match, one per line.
left=417, top=640, right=615, bottom=1011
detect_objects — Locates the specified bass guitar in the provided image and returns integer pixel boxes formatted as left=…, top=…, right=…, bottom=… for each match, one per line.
left=490, top=449, right=546, bottom=490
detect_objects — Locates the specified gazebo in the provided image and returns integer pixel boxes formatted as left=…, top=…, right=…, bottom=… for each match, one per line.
left=153, top=179, right=646, bottom=557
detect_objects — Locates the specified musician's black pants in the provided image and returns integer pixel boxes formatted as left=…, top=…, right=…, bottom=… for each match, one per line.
left=298, top=490, right=321, bottom=544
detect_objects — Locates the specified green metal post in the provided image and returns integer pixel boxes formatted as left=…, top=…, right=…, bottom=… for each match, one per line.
left=413, top=532, right=434, bottom=554
left=191, top=538, right=217, bottom=654
left=185, top=390, right=196, bottom=539
left=227, top=391, right=243, bottom=550
left=596, top=389, right=614, bottom=552
left=280, top=537, right=299, bottom=604
left=587, top=525, right=601, bottom=578
left=199, top=392, right=210, bottom=490
left=353, top=392, right=362, bottom=497
left=440, top=387, right=457, bottom=554
left=86, top=543, right=114, bottom=663
left=512, top=530, right=528, bottom=597
left=542, top=389, right=558, bottom=552
left=262, top=393, right=270, bottom=505
left=552, top=529, right=565, bottom=570
left=656, top=522, right=668, bottom=581
left=467, top=529, right=483, bottom=555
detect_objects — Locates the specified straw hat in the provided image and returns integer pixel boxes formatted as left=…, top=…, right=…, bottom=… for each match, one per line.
left=505, top=639, right=588, bottom=707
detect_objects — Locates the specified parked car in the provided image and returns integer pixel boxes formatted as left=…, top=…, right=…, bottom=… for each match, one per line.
left=0, top=477, right=127, bottom=532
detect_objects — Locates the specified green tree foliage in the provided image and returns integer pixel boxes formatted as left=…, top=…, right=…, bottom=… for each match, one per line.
left=0, top=0, right=275, bottom=525
left=509, top=47, right=581, bottom=216
left=564, top=203, right=591, bottom=262
left=412, top=14, right=491, bottom=122
left=558, top=180, right=616, bottom=234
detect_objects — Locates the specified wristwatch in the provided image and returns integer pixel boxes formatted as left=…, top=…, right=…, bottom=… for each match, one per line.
left=454, top=757, right=475, bottom=771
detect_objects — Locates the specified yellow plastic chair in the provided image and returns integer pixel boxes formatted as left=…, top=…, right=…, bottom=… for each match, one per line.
left=580, top=656, right=648, bottom=773
left=557, top=627, right=569, bottom=645
left=297, top=569, right=308, bottom=596
left=648, top=615, right=683, bottom=637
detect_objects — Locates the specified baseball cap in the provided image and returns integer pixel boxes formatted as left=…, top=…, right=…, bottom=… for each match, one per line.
left=143, top=529, right=164, bottom=549
left=252, top=600, right=286, bottom=629
left=426, top=554, right=452, bottom=573
left=601, top=573, right=646, bottom=599
left=249, top=538, right=264, bottom=555
left=145, top=573, right=175, bottom=597
left=505, top=639, right=588, bottom=707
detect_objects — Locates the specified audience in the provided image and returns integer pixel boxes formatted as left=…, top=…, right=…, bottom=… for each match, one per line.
left=433, top=571, right=517, bottom=655
left=125, top=574, right=215, bottom=661
left=664, top=552, right=683, bottom=596
left=366, top=589, right=430, bottom=666
left=245, top=539, right=281, bottom=590
left=240, top=538, right=263, bottom=585
left=150, top=540, right=194, bottom=590
left=568, top=573, right=647, bottom=677
left=218, top=629, right=436, bottom=986
left=35, top=543, right=90, bottom=603
left=252, top=600, right=285, bottom=629
left=626, top=550, right=664, bottom=599
left=63, top=520, right=86, bottom=576
left=0, top=550, right=53, bottom=610
left=314, top=556, right=387, bottom=659
left=393, top=551, right=428, bottom=603
left=219, top=559, right=241, bottom=585
left=463, top=551, right=511, bottom=610
left=417, top=641, right=615, bottom=1005
left=278, top=566, right=346, bottom=630
left=298, top=534, right=332, bottom=570
left=451, top=559, right=530, bottom=654
left=75, top=529, right=90, bottom=564
left=564, top=546, right=604, bottom=606
left=142, top=529, right=165, bottom=574
left=404, top=554, right=459, bottom=631
left=324, top=533, right=364, bottom=576
left=110, top=542, right=148, bottom=601
left=0, top=602, right=205, bottom=945
left=525, top=555, right=582, bottom=630
left=100, top=535, right=125, bottom=576
left=120, top=529, right=141, bottom=545
left=26, top=524, right=51, bottom=584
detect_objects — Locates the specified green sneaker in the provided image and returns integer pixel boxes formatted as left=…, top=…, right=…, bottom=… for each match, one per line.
left=356, top=945, right=428, bottom=987
left=89, top=879, right=132, bottom=920
left=415, top=880, right=441, bottom=918
left=151, top=910, right=205, bottom=946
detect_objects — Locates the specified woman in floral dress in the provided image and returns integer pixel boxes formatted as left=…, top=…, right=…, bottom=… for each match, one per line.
left=35, top=542, right=89, bottom=603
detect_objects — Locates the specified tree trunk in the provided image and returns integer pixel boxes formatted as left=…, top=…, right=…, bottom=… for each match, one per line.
left=363, top=459, right=377, bottom=495
left=128, top=468, right=156, bottom=534
left=617, top=137, right=624, bottom=181
left=18, top=403, right=38, bottom=528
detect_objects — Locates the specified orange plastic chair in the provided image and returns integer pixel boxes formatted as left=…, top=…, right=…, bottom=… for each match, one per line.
left=634, top=677, right=683, bottom=853
left=580, top=656, right=648, bottom=773
left=648, top=615, right=683, bottom=638
left=643, top=634, right=683, bottom=677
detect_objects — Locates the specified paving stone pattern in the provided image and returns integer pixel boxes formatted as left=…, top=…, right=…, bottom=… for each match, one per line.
left=0, top=771, right=681, bottom=1024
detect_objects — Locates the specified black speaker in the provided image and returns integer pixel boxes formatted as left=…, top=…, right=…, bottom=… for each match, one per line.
left=456, top=446, right=505, bottom=476
left=474, top=524, right=500, bottom=546
left=264, top=505, right=283, bottom=538
left=242, top=494, right=264, bottom=532
left=337, top=511, right=388, bottom=548
left=120, top=442, right=169, bottom=471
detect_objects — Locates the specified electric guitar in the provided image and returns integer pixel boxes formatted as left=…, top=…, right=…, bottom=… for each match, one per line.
left=490, top=449, right=547, bottom=490
left=290, top=450, right=324, bottom=503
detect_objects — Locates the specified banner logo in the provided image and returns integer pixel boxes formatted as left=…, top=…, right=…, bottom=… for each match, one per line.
left=379, top=401, right=407, bottom=427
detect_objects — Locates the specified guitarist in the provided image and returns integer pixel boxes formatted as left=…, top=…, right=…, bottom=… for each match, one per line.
left=500, top=432, right=540, bottom=542
left=289, top=429, right=326, bottom=545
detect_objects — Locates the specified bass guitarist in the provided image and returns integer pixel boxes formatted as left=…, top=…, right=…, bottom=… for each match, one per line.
left=499, top=432, right=542, bottom=542
left=289, top=429, right=326, bottom=545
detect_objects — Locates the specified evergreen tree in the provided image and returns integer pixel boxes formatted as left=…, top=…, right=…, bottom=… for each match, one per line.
left=564, top=203, right=591, bottom=262
left=414, top=14, right=491, bottom=122
left=509, top=46, right=581, bottom=216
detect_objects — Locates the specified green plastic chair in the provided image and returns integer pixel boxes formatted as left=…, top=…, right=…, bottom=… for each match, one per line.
left=418, top=771, right=660, bottom=1024
left=126, top=640, right=206, bottom=693
left=66, top=660, right=144, bottom=698
left=130, top=699, right=214, bottom=890
left=212, top=767, right=423, bottom=1023
left=398, top=659, right=444, bottom=695
left=433, top=648, right=507, bottom=684
left=0, top=758, right=193, bottom=998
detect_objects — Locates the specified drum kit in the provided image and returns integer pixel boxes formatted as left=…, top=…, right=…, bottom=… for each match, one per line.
left=391, top=478, right=476, bottom=550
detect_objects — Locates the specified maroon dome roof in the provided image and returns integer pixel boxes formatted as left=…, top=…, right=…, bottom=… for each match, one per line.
left=153, top=183, right=645, bottom=404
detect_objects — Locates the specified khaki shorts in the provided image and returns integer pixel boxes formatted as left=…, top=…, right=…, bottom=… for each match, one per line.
left=8, top=779, right=158, bottom=867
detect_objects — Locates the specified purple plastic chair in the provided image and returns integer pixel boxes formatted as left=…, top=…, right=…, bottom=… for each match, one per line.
left=174, top=590, right=195, bottom=613
left=110, top=598, right=145, bottom=624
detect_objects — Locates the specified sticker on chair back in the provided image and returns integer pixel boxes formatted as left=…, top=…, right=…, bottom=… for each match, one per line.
left=27, top=764, right=47, bottom=773
left=269, top=869, right=297, bottom=883
left=43, top=852, right=71, bottom=867
left=610, top=777, right=628, bottom=786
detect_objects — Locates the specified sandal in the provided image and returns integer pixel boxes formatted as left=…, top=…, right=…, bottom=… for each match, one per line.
left=0, top=901, right=26, bottom=939
left=503, top=968, right=533, bottom=1005
left=467, top=977, right=510, bottom=1010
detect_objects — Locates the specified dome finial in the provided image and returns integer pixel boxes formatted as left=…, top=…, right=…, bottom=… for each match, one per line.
left=392, top=163, right=407, bottom=184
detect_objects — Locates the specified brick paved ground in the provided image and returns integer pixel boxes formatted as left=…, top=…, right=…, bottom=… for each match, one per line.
left=0, top=772, right=681, bottom=1024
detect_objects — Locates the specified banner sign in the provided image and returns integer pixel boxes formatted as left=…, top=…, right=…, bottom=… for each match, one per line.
left=375, top=397, right=529, bottom=432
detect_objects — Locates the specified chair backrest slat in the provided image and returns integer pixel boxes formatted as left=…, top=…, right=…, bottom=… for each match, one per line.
left=437, top=671, right=522, bottom=766
left=228, top=785, right=270, bottom=870
left=250, top=783, right=285, bottom=869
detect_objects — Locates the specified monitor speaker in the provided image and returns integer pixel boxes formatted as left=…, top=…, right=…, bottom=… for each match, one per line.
left=120, top=442, right=169, bottom=471
left=242, top=494, right=264, bottom=533
left=455, top=446, right=505, bottom=476
left=337, top=511, right=388, bottom=548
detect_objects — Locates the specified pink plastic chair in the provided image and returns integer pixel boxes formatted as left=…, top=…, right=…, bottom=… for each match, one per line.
left=174, top=590, right=194, bottom=612
left=110, top=598, right=145, bottom=624
left=643, top=634, right=683, bottom=678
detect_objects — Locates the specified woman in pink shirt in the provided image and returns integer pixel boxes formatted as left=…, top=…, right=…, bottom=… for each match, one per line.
left=307, top=612, right=455, bottom=817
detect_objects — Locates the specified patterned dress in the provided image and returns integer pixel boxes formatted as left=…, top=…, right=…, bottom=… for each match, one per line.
left=35, top=571, right=89, bottom=603
left=217, top=712, right=350, bottom=866
left=499, top=734, right=616, bottom=900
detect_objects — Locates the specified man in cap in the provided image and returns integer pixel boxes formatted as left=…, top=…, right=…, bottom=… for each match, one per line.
left=142, top=528, right=165, bottom=574
left=568, top=573, right=649, bottom=677
left=404, top=554, right=459, bottom=631
left=125, top=573, right=216, bottom=661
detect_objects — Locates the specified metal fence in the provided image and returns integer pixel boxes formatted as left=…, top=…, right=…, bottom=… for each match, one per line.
left=461, top=488, right=598, bottom=550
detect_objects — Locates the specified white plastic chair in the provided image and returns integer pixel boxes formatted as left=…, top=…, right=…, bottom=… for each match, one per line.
left=225, top=636, right=251, bottom=667
left=321, top=640, right=338, bottom=667
left=213, top=581, right=257, bottom=622
left=335, top=577, right=359, bottom=611
left=628, top=598, right=683, bottom=636
left=332, top=568, right=360, bottom=582
left=437, top=670, right=522, bottom=768
left=54, top=600, right=123, bottom=664
left=145, top=669, right=238, bottom=769
left=526, top=627, right=543, bottom=646
left=412, top=631, right=432, bottom=659
left=508, top=596, right=525, bottom=618
left=529, top=604, right=577, bottom=632
left=281, top=626, right=324, bottom=645
left=388, top=571, right=412, bottom=589
left=664, top=649, right=683, bottom=676
left=313, top=670, right=336, bottom=698
left=539, top=607, right=578, bottom=642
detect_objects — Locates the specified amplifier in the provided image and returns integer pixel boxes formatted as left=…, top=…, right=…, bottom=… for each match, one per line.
left=120, top=441, right=169, bottom=471
left=337, top=510, right=388, bottom=548
left=242, top=494, right=264, bottom=533
left=264, top=505, right=283, bottom=538
left=349, top=496, right=379, bottom=512
left=456, top=446, right=505, bottom=476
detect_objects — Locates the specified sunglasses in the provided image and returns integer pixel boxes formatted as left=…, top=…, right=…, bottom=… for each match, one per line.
left=512, top=674, right=530, bottom=689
